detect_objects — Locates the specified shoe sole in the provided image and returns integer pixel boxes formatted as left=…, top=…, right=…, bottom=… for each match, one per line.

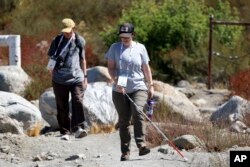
left=75, top=131, right=88, bottom=138
left=120, top=157, right=129, bottom=161
left=139, top=149, right=150, bottom=156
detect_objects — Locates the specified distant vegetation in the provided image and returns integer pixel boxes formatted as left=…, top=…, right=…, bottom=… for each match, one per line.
left=0, top=0, right=250, bottom=100
left=101, top=0, right=245, bottom=83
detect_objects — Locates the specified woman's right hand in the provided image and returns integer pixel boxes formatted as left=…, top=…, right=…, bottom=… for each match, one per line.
left=116, top=85, right=126, bottom=94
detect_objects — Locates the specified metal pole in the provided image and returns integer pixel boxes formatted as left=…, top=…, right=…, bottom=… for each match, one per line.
left=208, top=15, right=213, bottom=89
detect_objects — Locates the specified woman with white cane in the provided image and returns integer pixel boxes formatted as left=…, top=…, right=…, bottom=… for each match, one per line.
left=105, top=22, right=154, bottom=161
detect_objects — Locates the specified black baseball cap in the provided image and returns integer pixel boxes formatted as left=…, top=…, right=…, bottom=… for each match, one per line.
left=119, top=23, right=134, bottom=37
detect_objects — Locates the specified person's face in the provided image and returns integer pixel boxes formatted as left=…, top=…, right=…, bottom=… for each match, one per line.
left=63, top=31, right=73, bottom=39
left=120, top=36, right=132, bottom=47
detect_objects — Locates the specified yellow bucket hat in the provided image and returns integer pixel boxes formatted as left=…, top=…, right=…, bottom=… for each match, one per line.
left=61, top=18, right=75, bottom=33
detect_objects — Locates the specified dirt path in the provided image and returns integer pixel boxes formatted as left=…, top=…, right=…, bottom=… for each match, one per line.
left=0, top=130, right=229, bottom=167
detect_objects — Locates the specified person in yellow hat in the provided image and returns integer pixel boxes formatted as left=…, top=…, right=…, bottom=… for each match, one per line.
left=47, top=18, right=89, bottom=139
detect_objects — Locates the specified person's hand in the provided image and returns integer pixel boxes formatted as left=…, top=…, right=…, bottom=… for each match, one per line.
left=148, top=86, right=154, bottom=100
left=82, top=78, right=88, bottom=90
left=116, top=85, right=126, bottom=94
left=48, top=69, right=54, bottom=75
left=113, top=77, right=118, bottom=85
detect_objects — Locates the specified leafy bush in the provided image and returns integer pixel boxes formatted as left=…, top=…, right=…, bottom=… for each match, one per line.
left=208, top=0, right=248, bottom=87
left=101, top=0, right=243, bottom=83
left=0, top=0, right=18, bottom=29
left=210, top=0, right=243, bottom=46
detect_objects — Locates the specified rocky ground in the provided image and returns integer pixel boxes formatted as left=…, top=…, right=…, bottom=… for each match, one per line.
left=0, top=129, right=230, bottom=167
left=0, top=86, right=236, bottom=167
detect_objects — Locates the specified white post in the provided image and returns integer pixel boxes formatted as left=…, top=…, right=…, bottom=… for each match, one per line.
left=0, top=35, right=21, bottom=67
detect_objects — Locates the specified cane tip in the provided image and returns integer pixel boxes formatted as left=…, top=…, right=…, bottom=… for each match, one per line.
left=184, top=157, right=188, bottom=162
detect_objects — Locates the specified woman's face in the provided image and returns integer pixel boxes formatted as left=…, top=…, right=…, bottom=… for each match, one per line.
left=120, top=36, right=132, bottom=47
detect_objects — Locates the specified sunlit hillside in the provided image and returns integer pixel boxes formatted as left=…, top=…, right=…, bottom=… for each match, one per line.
left=1, top=0, right=250, bottom=100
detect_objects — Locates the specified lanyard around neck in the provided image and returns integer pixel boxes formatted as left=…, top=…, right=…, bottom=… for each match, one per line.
left=54, top=33, right=74, bottom=57
left=119, top=43, right=133, bottom=70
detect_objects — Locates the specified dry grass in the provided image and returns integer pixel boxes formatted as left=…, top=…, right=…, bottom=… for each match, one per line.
left=146, top=100, right=250, bottom=152
left=26, top=122, right=43, bottom=137
left=243, top=112, right=250, bottom=127
left=89, top=122, right=116, bottom=134
left=28, top=122, right=116, bottom=137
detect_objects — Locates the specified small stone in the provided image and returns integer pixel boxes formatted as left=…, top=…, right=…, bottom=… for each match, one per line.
left=158, top=148, right=168, bottom=154
left=0, top=145, right=10, bottom=154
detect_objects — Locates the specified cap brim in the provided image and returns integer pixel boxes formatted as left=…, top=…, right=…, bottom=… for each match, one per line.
left=61, top=27, right=72, bottom=33
left=119, top=33, right=132, bottom=38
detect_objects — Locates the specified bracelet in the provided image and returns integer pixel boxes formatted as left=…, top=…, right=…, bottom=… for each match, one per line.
left=84, top=75, right=88, bottom=77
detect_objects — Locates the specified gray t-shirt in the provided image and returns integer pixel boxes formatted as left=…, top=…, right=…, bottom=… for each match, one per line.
left=105, top=41, right=149, bottom=93
left=48, top=33, right=86, bottom=85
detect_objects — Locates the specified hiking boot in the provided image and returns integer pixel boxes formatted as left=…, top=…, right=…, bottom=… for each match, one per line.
left=75, top=127, right=88, bottom=138
left=120, top=152, right=130, bottom=161
left=139, top=146, right=150, bottom=156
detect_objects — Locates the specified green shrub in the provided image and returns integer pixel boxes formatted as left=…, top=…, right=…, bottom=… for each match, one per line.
left=101, top=0, right=243, bottom=83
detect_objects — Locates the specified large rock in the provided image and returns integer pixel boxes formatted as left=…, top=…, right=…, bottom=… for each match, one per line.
left=0, top=91, right=42, bottom=134
left=0, top=114, right=24, bottom=134
left=83, top=82, right=117, bottom=125
left=87, top=66, right=112, bottom=83
left=0, top=66, right=31, bottom=95
left=39, top=88, right=58, bottom=129
left=39, top=82, right=117, bottom=129
left=153, top=81, right=202, bottom=122
left=173, top=135, right=205, bottom=150
left=210, top=95, right=250, bottom=126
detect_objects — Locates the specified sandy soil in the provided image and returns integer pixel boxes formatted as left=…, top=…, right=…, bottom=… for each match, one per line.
left=0, top=128, right=229, bottom=167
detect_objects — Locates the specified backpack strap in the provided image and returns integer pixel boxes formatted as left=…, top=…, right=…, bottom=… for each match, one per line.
left=75, top=33, right=83, bottom=59
left=54, top=34, right=63, bottom=49
left=48, top=33, right=63, bottom=57
left=52, top=33, right=83, bottom=60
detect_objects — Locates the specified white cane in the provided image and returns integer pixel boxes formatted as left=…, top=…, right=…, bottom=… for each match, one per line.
left=124, top=93, right=188, bottom=162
